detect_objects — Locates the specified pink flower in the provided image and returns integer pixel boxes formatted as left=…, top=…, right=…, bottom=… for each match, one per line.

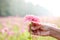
left=1, top=27, right=9, bottom=34
left=24, top=15, right=40, bottom=23
left=7, top=31, right=14, bottom=36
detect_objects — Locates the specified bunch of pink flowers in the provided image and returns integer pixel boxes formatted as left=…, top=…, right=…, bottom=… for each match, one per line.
left=24, top=15, right=41, bottom=30
left=1, top=27, right=14, bottom=36
left=24, top=15, right=40, bottom=23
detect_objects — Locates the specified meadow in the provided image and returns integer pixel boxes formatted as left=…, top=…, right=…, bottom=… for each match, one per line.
left=0, top=17, right=60, bottom=40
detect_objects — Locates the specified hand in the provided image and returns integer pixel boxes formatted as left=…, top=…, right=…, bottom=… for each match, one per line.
left=29, top=22, right=57, bottom=36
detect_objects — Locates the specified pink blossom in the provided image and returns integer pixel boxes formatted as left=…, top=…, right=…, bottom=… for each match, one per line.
left=1, top=27, right=9, bottom=34
left=24, top=15, right=40, bottom=23
left=7, top=31, right=14, bottom=36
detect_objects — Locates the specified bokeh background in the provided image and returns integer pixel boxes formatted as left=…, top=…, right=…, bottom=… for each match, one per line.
left=0, top=17, right=60, bottom=40
left=0, top=0, right=51, bottom=17
left=0, top=0, right=60, bottom=40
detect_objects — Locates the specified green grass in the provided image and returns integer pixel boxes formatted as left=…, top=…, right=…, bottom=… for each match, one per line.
left=0, top=30, right=57, bottom=40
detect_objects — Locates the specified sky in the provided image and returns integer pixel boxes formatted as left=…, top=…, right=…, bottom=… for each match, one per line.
left=25, top=0, right=60, bottom=17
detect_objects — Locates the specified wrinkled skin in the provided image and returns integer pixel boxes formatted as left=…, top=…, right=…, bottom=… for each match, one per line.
left=28, top=22, right=60, bottom=40
left=29, top=22, right=50, bottom=36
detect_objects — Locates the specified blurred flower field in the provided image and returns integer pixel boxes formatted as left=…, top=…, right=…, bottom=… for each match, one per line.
left=0, top=17, right=60, bottom=40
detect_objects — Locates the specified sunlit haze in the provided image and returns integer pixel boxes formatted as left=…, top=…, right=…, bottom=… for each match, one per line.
left=25, top=0, right=60, bottom=17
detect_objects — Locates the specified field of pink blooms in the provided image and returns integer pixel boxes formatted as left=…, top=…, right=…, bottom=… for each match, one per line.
left=0, top=17, right=60, bottom=40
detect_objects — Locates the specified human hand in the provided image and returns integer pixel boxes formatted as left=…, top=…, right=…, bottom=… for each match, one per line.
left=29, top=22, right=57, bottom=36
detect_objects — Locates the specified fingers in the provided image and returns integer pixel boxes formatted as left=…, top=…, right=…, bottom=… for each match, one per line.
left=30, top=29, right=50, bottom=36
left=30, top=30, right=41, bottom=36
left=30, top=23, right=43, bottom=31
left=29, top=28, right=41, bottom=36
left=31, top=26, right=42, bottom=30
left=28, top=22, right=53, bottom=36
left=29, top=26, right=50, bottom=36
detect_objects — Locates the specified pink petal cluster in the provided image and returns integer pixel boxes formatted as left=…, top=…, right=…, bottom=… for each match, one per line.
left=24, top=15, right=40, bottom=23
left=1, top=27, right=9, bottom=34
left=1, top=27, right=14, bottom=36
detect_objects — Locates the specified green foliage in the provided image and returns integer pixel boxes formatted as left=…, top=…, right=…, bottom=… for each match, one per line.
left=0, top=0, right=49, bottom=17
